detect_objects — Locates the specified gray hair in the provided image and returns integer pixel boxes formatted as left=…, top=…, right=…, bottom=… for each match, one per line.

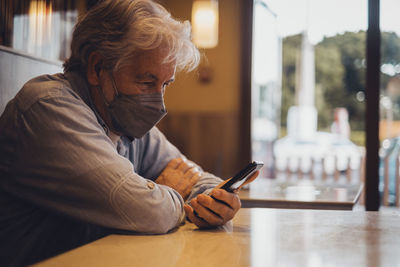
left=63, top=0, right=200, bottom=73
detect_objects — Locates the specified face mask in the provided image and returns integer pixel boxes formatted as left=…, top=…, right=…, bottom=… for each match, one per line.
left=99, top=73, right=167, bottom=139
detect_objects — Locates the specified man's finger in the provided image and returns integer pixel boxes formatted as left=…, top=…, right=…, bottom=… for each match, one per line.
left=189, top=172, right=200, bottom=185
left=197, top=193, right=235, bottom=221
left=181, top=174, right=200, bottom=200
left=184, top=167, right=197, bottom=177
left=190, top=198, right=223, bottom=226
left=215, top=178, right=231, bottom=189
left=166, top=158, right=183, bottom=169
left=238, top=171, right=259, bottom=190
left=184, top=204, right=209, bottom=228
left=211, top=189, right=241, bottom=211
left=177, top=160, right=192, bottom=173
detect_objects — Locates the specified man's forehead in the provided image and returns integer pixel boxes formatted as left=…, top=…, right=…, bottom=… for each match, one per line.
left=122, top=49, right=176, bottom=79
left=136, top=72, right=158, bottom=80
left=131, top=47, right=172, bottom=64
left=135, top=71, right=175, bottom=82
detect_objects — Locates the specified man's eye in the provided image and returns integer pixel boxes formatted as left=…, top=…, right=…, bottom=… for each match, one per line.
left=142, top=82, right=155, bottom=87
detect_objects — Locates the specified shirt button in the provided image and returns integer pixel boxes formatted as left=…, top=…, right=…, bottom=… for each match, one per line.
left=147, top=182, right=155, bottom=190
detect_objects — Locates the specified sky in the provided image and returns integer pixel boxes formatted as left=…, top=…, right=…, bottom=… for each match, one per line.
left=265, top=0, right=400, bottom=44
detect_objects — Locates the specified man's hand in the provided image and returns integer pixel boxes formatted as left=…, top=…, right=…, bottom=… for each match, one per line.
left=184, top=171, right=259, bottom=228
left=184, top=189, right=241, bottom=228
left=156, top=158, right=201, bottom=200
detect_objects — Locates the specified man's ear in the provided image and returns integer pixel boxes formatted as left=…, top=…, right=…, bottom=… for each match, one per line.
left=87, top=52, right=103, bottom=86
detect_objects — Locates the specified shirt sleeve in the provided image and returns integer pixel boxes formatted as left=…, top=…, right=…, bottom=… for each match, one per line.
left=137, top=127, right=223, bottom=202
left=10, top=92, right=184, bottom=234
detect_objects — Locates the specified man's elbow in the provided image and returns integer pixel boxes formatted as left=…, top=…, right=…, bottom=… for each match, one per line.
left=111, top=186, right=184, bottom=234
left=149, top=217, right=179, bottom=234
left=133, top=206, right=183, bottom=234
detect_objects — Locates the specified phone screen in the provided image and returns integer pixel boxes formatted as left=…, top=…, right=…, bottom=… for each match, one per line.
left=229, top=177, right=250, bottom=191
left=221, top=161, right=263, bottom=192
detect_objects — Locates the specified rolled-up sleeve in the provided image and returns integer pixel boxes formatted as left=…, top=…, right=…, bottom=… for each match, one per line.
left=8, top=91, right=184, bottom=234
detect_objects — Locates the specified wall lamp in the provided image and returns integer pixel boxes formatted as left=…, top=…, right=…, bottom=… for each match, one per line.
left=191, top=0, right=219, bottom=49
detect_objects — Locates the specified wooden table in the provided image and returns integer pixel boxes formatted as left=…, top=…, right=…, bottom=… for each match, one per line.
left=239, top=177, right=363, bottom=210
left=34, top=208, right=400, bottom=267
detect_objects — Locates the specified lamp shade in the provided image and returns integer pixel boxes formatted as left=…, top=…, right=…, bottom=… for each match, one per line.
left=191, top=0, right=218, bottom=48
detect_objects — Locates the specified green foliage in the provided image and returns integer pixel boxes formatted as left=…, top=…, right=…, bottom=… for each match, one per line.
left=281, top=31, right=400, bottom=132
left=380, top=32, right=400, bottom=89
left=317, top=31, right=366, bottom=130
left=350, top=130, right=365, bottom=146
left=381, top=32, right=400, bottom=64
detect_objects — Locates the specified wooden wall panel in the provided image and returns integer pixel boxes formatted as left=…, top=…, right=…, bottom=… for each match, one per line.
left=158, top=111, right=241, bottom=179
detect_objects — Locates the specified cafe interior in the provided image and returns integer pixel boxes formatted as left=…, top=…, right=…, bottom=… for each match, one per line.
left=0, top=0, right=399, bottom=266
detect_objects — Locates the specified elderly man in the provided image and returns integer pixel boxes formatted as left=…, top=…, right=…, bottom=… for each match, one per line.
left=0, top=0, right=256, bottom=266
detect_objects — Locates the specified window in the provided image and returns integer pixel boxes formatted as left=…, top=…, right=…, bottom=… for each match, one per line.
left=252, top=0, right=367, bottom=183
left=249, top=0, right=399, bottom=209
left=1, top=0, right=80, bottom=61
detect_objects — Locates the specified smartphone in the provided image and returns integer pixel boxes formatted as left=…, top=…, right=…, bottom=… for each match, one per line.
left=191, top=161, right=263, bottom=219
left=220, top=161, right=264, bottom=193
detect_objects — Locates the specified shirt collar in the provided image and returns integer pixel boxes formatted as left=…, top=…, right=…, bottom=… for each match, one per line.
left=64, top=71, right=110, bottom=135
